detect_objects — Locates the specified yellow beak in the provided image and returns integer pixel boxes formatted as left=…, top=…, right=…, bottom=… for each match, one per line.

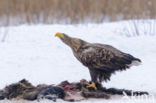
left=55, top=32, right=64, bottom=38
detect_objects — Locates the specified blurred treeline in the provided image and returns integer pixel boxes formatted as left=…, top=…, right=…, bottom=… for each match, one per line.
left=0, top=0, right=156, bottom=26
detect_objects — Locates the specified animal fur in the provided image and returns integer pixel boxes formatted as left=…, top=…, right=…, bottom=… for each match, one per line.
left=0, top=79, right=149, bottom=102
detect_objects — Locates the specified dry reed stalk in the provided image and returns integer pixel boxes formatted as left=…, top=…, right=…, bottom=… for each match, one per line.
left=0, top=0, right=155, bottom=25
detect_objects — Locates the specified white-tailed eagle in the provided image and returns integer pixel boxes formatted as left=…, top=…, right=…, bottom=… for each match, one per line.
left=55, top=33, right=141, bottom=90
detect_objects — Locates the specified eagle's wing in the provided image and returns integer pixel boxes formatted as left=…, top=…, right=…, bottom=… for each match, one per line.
left=78, top=43, right=141, bottom=72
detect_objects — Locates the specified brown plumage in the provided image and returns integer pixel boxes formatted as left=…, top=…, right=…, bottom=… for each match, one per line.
left=55, top=33, right=141, bottom=87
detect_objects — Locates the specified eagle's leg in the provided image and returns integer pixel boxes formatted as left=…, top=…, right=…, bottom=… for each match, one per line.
left=86, top=68, right=98, bottom=90
left=98, top=73, right=105, bottom=89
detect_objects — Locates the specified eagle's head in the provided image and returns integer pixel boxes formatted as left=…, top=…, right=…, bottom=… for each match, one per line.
left=55, top=32, right=72, bottom=46
left=55, top=32, right=86, bottom=52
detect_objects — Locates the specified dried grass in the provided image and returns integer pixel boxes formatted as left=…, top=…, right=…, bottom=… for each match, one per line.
left=0, top=0, right=156, bottom=26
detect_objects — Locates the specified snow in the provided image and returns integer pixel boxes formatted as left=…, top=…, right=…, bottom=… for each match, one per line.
left=0, top=20, right=156, bottom=103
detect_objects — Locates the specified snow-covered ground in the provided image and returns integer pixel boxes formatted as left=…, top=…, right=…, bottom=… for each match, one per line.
left=0, top=21, right=156, bottom=103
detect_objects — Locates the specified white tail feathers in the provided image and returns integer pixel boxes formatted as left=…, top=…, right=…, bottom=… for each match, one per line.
left=127, top=60, right=141, bottom=67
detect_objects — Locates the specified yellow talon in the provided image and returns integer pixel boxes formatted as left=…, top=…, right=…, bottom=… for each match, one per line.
left=86, top=82, right=97, bottom=90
